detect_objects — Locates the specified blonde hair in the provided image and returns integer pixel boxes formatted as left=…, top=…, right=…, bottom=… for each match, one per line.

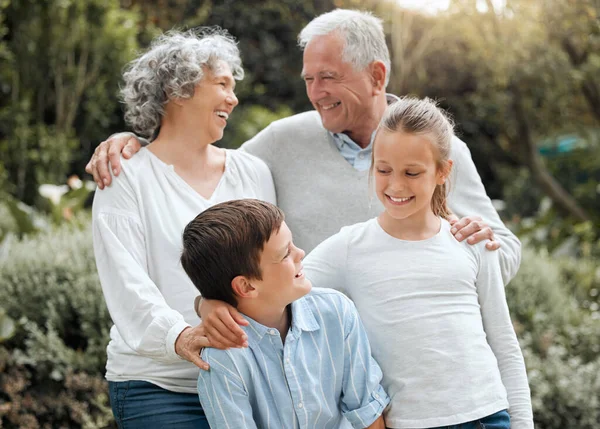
left=371, top=97, right=455, bottom=219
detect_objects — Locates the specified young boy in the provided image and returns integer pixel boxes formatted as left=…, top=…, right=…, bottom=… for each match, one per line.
left=181, top=199, right=389, bottom=429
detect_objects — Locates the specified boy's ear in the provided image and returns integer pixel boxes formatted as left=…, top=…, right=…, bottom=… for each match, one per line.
left=231, top=276, right=258, bottom=299
left=437, top=159, right=453, bottom=185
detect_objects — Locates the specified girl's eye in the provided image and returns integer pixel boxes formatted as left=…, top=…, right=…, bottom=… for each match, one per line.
left=377, top=169, right=391, bottom=174
left=406, top=172, right=420, bottom=177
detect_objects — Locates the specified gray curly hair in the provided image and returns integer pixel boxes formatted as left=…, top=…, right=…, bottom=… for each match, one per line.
left=298, top=9, right=391, bottom=86
left=121, top=28, right=244, bottom=138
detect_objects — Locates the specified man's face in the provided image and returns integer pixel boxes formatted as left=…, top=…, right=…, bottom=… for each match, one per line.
left=251, top=221, right=312, bottom=307
left=301, top=32, right=377, bottom=136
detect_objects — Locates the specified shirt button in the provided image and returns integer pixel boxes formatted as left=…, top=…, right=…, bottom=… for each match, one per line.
left=286, top=357, right=290, bottom=363
left=298, top=402, right=304, bottom=409
left=358, top=153, right=365, bottom=159
left=269, top=329, right=277, bottom=335
left=374, top=393, right=380, bottom=399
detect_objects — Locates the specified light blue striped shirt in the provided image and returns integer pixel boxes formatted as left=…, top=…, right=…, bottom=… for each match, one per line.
left=197, top=288, right=390, bottom=429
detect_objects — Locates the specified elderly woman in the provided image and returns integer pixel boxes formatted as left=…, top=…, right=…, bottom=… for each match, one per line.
left=92, top=29, right=275, bottom=428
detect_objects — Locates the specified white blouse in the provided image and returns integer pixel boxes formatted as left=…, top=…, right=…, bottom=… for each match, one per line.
left=92, top=147, right=276, bottom=393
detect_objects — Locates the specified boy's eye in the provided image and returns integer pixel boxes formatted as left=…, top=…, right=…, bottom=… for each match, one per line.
left=283, top=249, right=291, bottom=260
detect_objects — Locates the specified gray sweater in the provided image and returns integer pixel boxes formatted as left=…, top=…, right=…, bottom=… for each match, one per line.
left=242, top=110, right=521, bottom=284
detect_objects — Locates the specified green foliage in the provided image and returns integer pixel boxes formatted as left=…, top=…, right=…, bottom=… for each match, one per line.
left=0, top=220, right=111, bottom=377
left=0, top=308, right=15, bottom=342
left=506, top=246, right=600, bottom=428
left=0, top=219, right=113, bottom=427
left=0, top=0, right=139, bottom=203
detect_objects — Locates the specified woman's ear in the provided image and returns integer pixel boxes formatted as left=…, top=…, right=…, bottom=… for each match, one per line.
left=437, top=159, right=453, bottom=185
left=231, top=276, right=258, bottom=299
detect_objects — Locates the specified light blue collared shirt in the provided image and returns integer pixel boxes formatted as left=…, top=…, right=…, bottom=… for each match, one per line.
left=197, top=288, right=390, bottom=429
left=330, top=94, right=400, bottom=171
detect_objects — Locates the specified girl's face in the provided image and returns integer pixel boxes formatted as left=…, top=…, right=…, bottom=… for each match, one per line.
left=373, top=130, right=449, bottom=223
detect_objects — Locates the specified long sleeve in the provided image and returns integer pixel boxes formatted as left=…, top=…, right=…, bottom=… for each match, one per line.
left=197, top=350, right=259, bottom=429
left=476, top=244, right=534, bottom=429
left=303, top=229, right=349, bottom=294
left=92, top=172, right=189, bottom=363
left=448, top=136, right=521, bottom=284
left=339, top=295, right=390, bottom=428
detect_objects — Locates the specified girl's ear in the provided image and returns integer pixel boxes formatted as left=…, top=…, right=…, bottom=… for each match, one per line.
left=231, top=276, right=258, bottom=299
left=437, top=159, right=453, bottom=185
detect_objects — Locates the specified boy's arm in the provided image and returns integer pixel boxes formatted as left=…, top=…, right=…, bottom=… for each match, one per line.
left=476, top=246, right=534, bottom=429
left=449, top=136, right=522, bottom=284
left=197, top=350, right=258, bottom=429
left=338, top=295, right=390, bottom=429
left=365, top=415, right=386, bottom=429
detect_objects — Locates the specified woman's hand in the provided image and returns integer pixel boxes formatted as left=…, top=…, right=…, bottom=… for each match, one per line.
left=198, top=299, right=249, bottom=349
left=175, top=324, right=212, bottom=371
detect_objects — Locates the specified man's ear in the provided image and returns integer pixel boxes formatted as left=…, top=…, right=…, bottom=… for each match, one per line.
left=231, top=276, right=258, bottom=299
left=437, top=159, right=454, bottom=185
left=370, top=61, right=387, bottom=95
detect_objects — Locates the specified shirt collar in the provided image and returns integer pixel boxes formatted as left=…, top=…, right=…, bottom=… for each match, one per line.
left=329, top=93, right=400, bottom=149
left=241, top=295, right=320, bottom=345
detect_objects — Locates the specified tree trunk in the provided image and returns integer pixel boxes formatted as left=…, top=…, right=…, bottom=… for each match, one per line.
left=511, top=87, right=591, bottom=222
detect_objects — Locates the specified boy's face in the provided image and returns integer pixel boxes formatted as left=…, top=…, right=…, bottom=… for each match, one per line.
left=251, top=221, right=312, bottom=307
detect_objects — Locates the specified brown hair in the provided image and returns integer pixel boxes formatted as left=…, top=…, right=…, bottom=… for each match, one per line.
left=181, top=199, right=284, bottom=307
left=371, top=97, right=454, bottom=219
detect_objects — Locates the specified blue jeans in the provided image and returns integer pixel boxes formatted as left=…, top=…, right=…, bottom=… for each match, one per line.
left=109, top=380, right=209, bottom=429
left=429, top=409, right=510, bottom=429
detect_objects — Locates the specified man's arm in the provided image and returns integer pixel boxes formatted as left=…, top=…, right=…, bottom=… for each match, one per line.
left=338, top=295, right=390, bottom=429
left=197, top=349, right=259, bottom=429
left=448, top=136, right=522, bottom=284
left=86, top=132, right=147, bottom=189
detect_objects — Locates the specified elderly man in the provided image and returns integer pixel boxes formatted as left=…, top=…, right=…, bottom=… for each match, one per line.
left=87, top=9, right=520, bottom=281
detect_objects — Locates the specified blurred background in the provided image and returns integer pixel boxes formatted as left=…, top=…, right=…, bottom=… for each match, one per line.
left=0, top=0, right=598, bottom=427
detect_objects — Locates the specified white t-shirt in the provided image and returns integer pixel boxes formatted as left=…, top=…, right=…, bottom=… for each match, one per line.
left=92, top=147, right=276, bottom=393
left=304, top=218, right=533, bottom=429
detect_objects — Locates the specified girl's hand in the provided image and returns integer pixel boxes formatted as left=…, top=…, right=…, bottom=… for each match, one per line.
left=197, top=298, right=249, bottom=349
left=449, top=215, right=501, bottom=250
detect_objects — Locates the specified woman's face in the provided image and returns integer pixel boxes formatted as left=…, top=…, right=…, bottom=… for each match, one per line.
left=181, top=60, right=239, bottom=143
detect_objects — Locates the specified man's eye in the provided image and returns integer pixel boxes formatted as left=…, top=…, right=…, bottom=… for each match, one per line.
left=304, top=77, right=313, bottom=82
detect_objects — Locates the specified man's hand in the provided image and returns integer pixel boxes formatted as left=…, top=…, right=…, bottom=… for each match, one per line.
left=175, top=324, right=211, bottom=371
left=448, top=215, right=500, bottom=250
left=85, top=132, right=143, bottom=189
left=198, top=298, right=249, bottom=349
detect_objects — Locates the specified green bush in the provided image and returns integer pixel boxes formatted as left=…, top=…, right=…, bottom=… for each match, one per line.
left=0, top=219, right=113, bottom=427
left=508, top=247, right=600, bottom=428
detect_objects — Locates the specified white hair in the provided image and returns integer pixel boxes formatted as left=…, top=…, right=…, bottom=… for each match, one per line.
left=121, top=27, right=244, bottom=138
left=298, top=9, right=391, bottom=86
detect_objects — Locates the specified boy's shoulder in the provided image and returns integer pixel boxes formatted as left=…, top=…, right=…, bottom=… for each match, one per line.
left=301, top=288, right=356, bottom=321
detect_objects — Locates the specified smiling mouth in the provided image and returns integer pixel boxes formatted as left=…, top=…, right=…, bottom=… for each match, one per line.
left=295, top=267, right=304, bottom=278
left=321, top=102, right=341, bottom=111
left=386, top=195, right=414, bottom=205
left=215, top=110, right=229, bottom=120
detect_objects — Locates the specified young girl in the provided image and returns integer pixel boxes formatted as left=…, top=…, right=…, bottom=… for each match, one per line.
left=303, top=97, right=533, bottom=429
left=197, top=97, right=533, bottom=429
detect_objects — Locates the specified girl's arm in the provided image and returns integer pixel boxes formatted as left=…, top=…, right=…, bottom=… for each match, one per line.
left=476, top=245, right=534, bottom=429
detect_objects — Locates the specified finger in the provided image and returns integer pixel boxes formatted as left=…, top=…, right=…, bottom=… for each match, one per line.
left=95, top=144, right=113, bottom=187
left=485, top=240, right=501, bottom=251
left=187, top=352, right=210, bottom=371
left=90, top=154, right=103, bottom=189
left=209, top=316, right=247, bottom=347
left=123, top=137, right=143, bottom=159
left=206, top=332, right=236, bottom=350
left=108, top=140, right=125, bottom=176
left=447, top=214, right=459, bottom=225
left=229, top=307, right=250, bottom=327
left=454, top=220, right=484, bottom=242
left=466, top=227, right=494, bottom=245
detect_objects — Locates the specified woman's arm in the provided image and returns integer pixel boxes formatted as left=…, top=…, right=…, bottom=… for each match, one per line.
left=92, top=170, right=208, bottom=368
